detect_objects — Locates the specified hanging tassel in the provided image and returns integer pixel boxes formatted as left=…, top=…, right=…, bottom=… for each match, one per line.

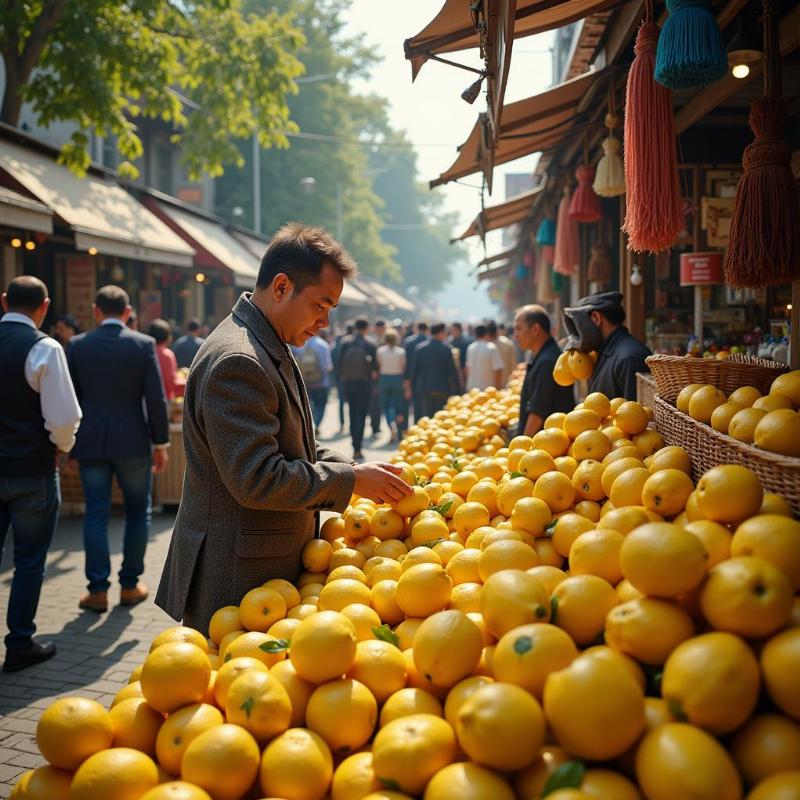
left=594, top=83, right=626, bottom=197
left=536, top=216, right=556, bottom=246
left=554, top=184, right=580, bottom=275
left=623, top=11, right=684, bottom=253
left=724, top=0, right=800, bottom=288
left=542, top=244, right=555, bottom=263
left=537, top=252, right=558, bottom=303
left=588, top=244, right=613, bottom=284
left=570, top=165, right=603, bottom=222
left=655, top=0, right=728, bottom=89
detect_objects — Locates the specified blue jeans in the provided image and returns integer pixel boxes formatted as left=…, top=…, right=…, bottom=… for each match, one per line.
left=379, top=375, right=407, bottom=433
left=79, top=457, right=152, bottom=593
left=0, top=472, right=60, bottom=649
left=308, top=386, right=330, bottom=429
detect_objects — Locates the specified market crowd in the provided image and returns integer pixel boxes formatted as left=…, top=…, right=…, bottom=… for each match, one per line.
left=0, top=263, right=649, bottom=672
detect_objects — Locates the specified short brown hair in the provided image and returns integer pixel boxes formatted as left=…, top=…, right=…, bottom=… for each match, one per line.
left=95, top=285, right=130, bottom=316
left=516, top=304, right=551, bottom=333
left=257, top=223, right=358, bottom=293
left=6, top=276, right=47, bottom=311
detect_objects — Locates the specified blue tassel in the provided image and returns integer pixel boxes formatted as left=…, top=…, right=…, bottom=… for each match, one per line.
left=515, top=263, right=528, bottom=280
left=536, top=217, right=556, bottom=246
left=655, top=0, right=728, bottom=90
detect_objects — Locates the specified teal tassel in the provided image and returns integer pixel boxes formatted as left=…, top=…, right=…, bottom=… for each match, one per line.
left=655, top=0, right=728, bottom=90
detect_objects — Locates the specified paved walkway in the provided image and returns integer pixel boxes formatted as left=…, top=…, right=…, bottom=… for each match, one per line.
left=0, top=395, right=395, bottom=795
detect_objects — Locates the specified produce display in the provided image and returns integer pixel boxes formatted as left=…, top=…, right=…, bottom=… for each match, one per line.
left=11, top=381, right=800, bottom=800
left=675, top=371, right=800, bottom=456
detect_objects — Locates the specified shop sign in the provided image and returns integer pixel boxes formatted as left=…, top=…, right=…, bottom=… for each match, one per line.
left=65, top=256, right=96, bottom=331
left=139, top=290, right=163, bottom=330
left=680, top=252, right=723, bottom=286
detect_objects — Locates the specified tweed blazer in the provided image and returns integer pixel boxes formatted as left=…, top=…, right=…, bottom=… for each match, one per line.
left=155, top=294, right=354, bottom=633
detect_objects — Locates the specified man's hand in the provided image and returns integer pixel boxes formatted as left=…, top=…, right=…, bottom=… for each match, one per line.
left=353, top=462, right=413, bottom=505
left=152, top=448, right=169, bottom=474
left=57, top=452, right=77, bottom=474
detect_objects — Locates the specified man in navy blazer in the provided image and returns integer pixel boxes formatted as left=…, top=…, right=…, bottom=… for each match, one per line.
left=409, top=322, right=461, bottom=419
left=67, top=285, right=169, bottom=613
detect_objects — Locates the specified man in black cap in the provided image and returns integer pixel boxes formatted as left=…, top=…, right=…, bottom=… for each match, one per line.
left=563, top=291, right=651, bottom=400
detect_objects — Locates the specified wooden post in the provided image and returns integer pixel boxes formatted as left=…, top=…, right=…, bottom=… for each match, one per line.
left=792, top=280, right=800, bottom=369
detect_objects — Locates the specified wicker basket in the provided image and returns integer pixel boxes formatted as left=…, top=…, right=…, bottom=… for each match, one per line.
left=636, top=372, right=657, bottom=409
left=646, top=354, right=788, bottom=403
left=653, top=395, right=800, bottom=515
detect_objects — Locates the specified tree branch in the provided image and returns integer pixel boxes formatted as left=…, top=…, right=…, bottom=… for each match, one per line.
left=17, top=0, right=69, bottom=83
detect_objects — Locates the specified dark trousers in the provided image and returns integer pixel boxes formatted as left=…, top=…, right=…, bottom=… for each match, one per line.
left=308, top=387, right=329, bottom=429
left=0, top=471, right=60, bottom=649
left=344, top=380, right=372, bottom=452
left=79, top=456, right=152, bottom=593
left=369, top=382, right=381, bottom=434
left=336, top=379, right=346, bottom=429
left=420, top=391, right=449, bottom=419
left=379, top=375, right=407, bottom=433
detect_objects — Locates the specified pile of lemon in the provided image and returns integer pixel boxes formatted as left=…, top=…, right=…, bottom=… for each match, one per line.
left=12, top=384, right=800, bottom=800
left=678, top=370, right=800, bottom=457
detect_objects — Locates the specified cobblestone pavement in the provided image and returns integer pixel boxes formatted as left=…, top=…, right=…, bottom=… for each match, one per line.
left=0, top=396, right=396, bottom=795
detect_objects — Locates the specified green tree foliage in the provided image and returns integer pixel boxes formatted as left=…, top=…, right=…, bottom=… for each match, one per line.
left=215, top=0, right=461, bottom=291
left=0, top=0, right=303, bottom=178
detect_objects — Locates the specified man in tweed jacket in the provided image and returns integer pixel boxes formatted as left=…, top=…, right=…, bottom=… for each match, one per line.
left=155, top=224, right=411, bottom=634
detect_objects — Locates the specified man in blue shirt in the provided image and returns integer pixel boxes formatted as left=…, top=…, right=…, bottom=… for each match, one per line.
left=172, top=318, right=205, bottom=369
left=292, top=333, right=333, bottom=431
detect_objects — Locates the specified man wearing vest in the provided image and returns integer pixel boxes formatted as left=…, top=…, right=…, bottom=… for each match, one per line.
left=0, top=277, right=82, bottom=672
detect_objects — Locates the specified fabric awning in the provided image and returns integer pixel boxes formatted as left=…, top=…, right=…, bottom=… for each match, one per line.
left=458, top=185, right=546, bottom=240
left=353, top=278, right=416, bottom=312
left=0, top=185, right=53, bottom=233
left=477, top=261, right=513, bottom=282
left=340, top=281, right=370, bottom=306
left=430, top=68, right=606, bottom=192
left=229, top=228, right=270, bottom=261
left=479, top=245, right=519, bottom=266
left=151, top=201, right=260, bottom=288
left=405, top=0, right=625, bottom=79
left=0, top=140, right=194, bottom=266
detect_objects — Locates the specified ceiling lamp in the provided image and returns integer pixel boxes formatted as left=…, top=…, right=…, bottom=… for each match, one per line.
left=727, top=10, right=762, bottom=79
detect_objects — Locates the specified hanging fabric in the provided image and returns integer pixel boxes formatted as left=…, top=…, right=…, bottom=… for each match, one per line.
left=594, top=81, right=626, bottom=197
left=724, top=0, right=800, bottom=288
left=554, top=183, right=581, bottom=275
left=623, top=2, right=684, bottom=253
left=655, top=0, right=728, bottom=89
left=536, top=253, right=558, bottom=303
left=570, top=135, right=603, bottom=222
left=536, top=216, right=556, bottom=246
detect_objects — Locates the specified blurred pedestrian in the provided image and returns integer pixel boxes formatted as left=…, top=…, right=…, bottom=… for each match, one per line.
left=449, top=321, right=471, bottom=373
left=332, top=322, right=353, bottom=434
left=52, top=314, right=80, bottom=348
left=292, top=332, right=333, bottom=431
left=336, top=318, right=377, bottom=460
left=465, top=324, right=503, bottom=390
left=514, top=305, right=574, bottom=436
left=410, top=323, right=460, bottom=418
left=377, top=328, right=407, bottom=443
left=67, top=285, right=169, bottom=613
left=403, top=322, right=429, bottom=423
left=148, top=319, right=179, bottom=401
left=126, top=309, right=138, bottom=331
left=487, top=320, right=517, bottom=387
left=172, top=318, right=205, bottom=369
left=368, top=320, right=387, bottom=437
left=0, top=277, right=81, bottom=671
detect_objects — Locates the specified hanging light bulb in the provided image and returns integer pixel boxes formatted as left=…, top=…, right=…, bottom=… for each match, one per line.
left=727, top=10, right=762, bottom=80
left=195, top=272, right=206, bottom=283
left=732, top=63, right=751, bottom=79
left=25, top=239, right=36, bottom=251
left=88, top=246, right=98, bottom=256
left=630, top=264, right=644, bottom=286
left=10, top=237, right=22, bottom=248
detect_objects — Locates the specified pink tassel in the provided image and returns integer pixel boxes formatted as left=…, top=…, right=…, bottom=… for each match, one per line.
left=569, top=165, right=603, bottom=222
left=554, top=187, right=580, bottom=275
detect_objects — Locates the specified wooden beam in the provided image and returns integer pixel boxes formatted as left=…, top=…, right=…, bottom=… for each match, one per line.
left=675, top=3, right=800, bottom=134
left=602, top=0, right=644, bottom=67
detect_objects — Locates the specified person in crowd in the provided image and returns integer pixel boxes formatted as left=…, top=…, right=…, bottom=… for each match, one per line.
left=409, top=322, right=461, bottom=419
left=377, top=329, right=407, bottom=443
left=52, top=314, right=80, bottom=347
left=403, top=322, right=429, bottom=423
left=155, top=223, right=410, bottom=633
left=291, top=330, right=333, bottom=431
left=465, top=324, right=503, bottom=390
left=367, top=320, right=387, bottom=437
left=148, top=319, right=179, bottom=402
left=172, top=318, right=205, bottom=369
left=487, top=319, right=517, bottom=386
left=514, top=304, right=575, bottom=436
left=332, top=322, right=354, bottom=434
left=449, top=322, right=472, bottom=373
left=67, top=286, right=170, bottom=614
left=0, top=277, right=82, bottom=672
left=336, top=318, right=378, bottom=461
left=371, top=320, right=387, bottom=346
left=126, top=309, right=138, bottom=331
left=566, top=291, right=652, bottom=400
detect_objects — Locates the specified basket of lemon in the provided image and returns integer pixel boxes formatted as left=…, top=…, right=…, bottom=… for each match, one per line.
left=646, top=353, right=788, bottom=404
left=652, top=371, right=800, bottom=515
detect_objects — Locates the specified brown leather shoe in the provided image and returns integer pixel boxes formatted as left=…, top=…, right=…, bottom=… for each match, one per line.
left=79, top=591, right=108, bottom=613
left=120, top=583, right=149, bottom=607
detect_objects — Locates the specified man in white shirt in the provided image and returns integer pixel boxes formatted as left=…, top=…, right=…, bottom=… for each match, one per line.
left=0, top=276, right=82, bottom=672
left=487, top=320, right=518, bottom=386
left=465, top=324, right=504, bottom=391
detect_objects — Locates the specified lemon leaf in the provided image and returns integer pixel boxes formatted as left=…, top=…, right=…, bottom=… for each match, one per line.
left=259, top=638, right=289, bottom=653
left=422, top=538, right=446, bottom=548
left=541, top=760, right=585, bottom=796
left=545, top=519, right=558, bottom=537
left=550, top=595, right=559, bottom=624
left=372, top=624, right=400, bottom=648
left=240, top=696, right=254, bottom=718
left=510, top=471, right=523, bottom=479
left=379, top=777, right=403, bottom=791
